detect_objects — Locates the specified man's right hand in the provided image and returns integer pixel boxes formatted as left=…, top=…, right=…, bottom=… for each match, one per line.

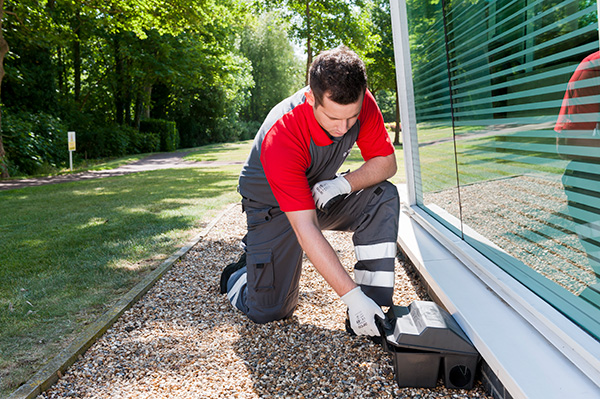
left=341, top=286, right=385, bottom=336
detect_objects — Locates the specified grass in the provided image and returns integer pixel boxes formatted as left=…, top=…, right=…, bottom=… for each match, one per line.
left=412, top=123, right=569, bottom=194
left=0, top=137, right=405, bottom=396
left=184, top=141, right=254, bottom=163
left=80, top=153, right=151, bottom=171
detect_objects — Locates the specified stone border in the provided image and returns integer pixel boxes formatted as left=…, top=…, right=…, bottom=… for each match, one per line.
left=8, top=203, right=239, bottom=399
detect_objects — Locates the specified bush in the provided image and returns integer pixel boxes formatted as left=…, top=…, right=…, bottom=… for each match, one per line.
left=182, top=117, right=260, bottom=147
left=128, top=129, right=160, bottom=154
left=139, top=119, right=179, bottom=152
left=75, top=121, right=154, bottom=159
left=2, top=110, right=67, bottom=175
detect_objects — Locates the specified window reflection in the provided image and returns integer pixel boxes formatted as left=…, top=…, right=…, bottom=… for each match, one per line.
left=555, top=51, right=600, bottom=306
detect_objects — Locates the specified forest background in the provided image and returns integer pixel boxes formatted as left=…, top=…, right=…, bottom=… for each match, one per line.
left=0, top=0, right=400, bottom=179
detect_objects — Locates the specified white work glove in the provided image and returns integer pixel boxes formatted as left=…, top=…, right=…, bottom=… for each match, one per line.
left=341, top=286, right=385, bottom=337
left=311, top=175, right=351, bottom=211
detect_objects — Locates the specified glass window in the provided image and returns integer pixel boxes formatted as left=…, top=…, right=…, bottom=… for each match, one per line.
left=405, top=0, right=600, bottom=339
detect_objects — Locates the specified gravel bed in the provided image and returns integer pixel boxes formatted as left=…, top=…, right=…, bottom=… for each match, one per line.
left=424, top=174, right=595, bottom=295
left=39, top=203, right=492, bottom=398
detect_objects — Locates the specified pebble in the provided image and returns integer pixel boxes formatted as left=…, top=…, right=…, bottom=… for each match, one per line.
left=39, top=203, right=492, bottom=398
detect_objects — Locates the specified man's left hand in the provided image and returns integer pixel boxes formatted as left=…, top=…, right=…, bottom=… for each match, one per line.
left=311, top=175, right=352, bottom=211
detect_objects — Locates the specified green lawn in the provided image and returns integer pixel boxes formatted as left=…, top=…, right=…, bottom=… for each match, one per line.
left=184, top=140, right=254, bottom=163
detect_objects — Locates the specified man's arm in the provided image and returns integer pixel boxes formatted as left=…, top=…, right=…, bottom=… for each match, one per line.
left=293, top=154, right=397, bottom=284
left=285, top=209, right=356, bottom=297
left=285, top=208, right=386, bottom=336
left=344, top=153, right=397, bottom=191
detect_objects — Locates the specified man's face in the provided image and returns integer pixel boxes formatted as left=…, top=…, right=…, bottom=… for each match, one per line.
left=306, top=90, right=363, bottom=138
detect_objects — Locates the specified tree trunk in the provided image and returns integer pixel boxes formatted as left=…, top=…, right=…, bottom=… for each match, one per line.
left=394, top=88, right=401, bottom=146
left=0, top=0, right=9, bottom=178
left=57, top=46, right=64, bottom=94
left=125, top=82, right=132, bottom=125
left=74, top=40, right=81, bottom=102
left=73, top=9, right=81, bottom=103
left=133, top=84, right=151, bottom=130
left=304, top=0, right=311, bottom=86
left=144, top=85, right=152, bottom=119
left=114, top=35, right=125, bottom=125
left=134, top=94, right=142, bottom=130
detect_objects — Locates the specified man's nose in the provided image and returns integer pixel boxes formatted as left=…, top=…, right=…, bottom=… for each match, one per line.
left=339, top=119, right=351, bottom=132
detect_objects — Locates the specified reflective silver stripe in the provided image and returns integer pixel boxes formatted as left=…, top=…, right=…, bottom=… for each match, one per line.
left=354, top=269, right=395, bottom=288
left=354, top=242, right=397, bottom=261
left=227, top=272, right=247, bottom=308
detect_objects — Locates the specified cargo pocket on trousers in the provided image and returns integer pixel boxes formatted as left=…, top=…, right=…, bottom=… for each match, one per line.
left=248, top=250, right=274, bottom=291
left=246, top=206, right=274, bottom=230
left=367, top=185, right=385, bottom=206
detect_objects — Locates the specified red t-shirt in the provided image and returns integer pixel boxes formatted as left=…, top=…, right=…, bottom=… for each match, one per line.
left=260, top=90, right=393, bottom=212
left=555, top=51, right=600, bottom=133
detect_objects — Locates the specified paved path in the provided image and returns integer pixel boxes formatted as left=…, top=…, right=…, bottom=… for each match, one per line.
left=0, top=151, right=243, bottom=191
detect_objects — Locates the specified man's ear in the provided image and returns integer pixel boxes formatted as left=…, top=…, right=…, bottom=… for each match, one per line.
left=305, top=89, right=315, bottom=107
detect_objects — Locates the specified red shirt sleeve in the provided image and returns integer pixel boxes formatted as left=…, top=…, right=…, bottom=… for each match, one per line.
left=260, top=111, right=316, bottom=212
left=356, top=90, right=395, bottom=160
left=555, top=51, right=600, bottom=133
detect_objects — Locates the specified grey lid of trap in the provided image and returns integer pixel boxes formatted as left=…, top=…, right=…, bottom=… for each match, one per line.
left=384, top=301, right=478, bottom=355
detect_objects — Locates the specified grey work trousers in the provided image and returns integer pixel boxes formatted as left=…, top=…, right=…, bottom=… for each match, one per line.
left=231, top=181, right=399, bottom=324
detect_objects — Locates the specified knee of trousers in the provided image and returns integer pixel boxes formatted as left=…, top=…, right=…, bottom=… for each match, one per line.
left=227, top=268, right=298, bottom=324
left=374, top=181, right=400, bottom=215
left=247, top=301, right=296, bottom=324
left=354, top=181, right=400, bottom=244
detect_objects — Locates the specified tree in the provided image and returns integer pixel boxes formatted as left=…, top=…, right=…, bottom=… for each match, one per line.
left=260, top=0, right=378, bottom=84
left=0, top=0, right=7, bottom=178
left=366, top=0, right=401, bottom=145
left=0, top=0, right=252, bottom=173
left=150, top=31, right=254, bottom=147
left=239, top=11, right=304, bottom=122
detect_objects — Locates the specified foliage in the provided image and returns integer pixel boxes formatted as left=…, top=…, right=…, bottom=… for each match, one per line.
left=258, top=0, right=378, bottom=82
left=0, top=0, right=254, bottom=175
left=2, top=39, right=59, bottom=114
left=139, top=119, right=179, bottom=152
left=365, top=0, right=395, bottom=93
left=239, top=11, right=304, bottom=123
left=0, top=0, right=391, bottom=176
left=374, top=90, right=396, bottom=123
left=127, top=129, right=161, bottom=154
left=143, top=30, right=254, bottom=147
left=366, top=0, right=400, bottom=144
left=2, top=109, right=67, bottom=176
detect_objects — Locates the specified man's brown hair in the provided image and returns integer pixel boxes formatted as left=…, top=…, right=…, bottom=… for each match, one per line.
left=309, top=46, right=367, bottom=106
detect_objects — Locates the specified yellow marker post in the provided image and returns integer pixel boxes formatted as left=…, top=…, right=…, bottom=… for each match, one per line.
left=68, top=131, right=76, bottom=171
